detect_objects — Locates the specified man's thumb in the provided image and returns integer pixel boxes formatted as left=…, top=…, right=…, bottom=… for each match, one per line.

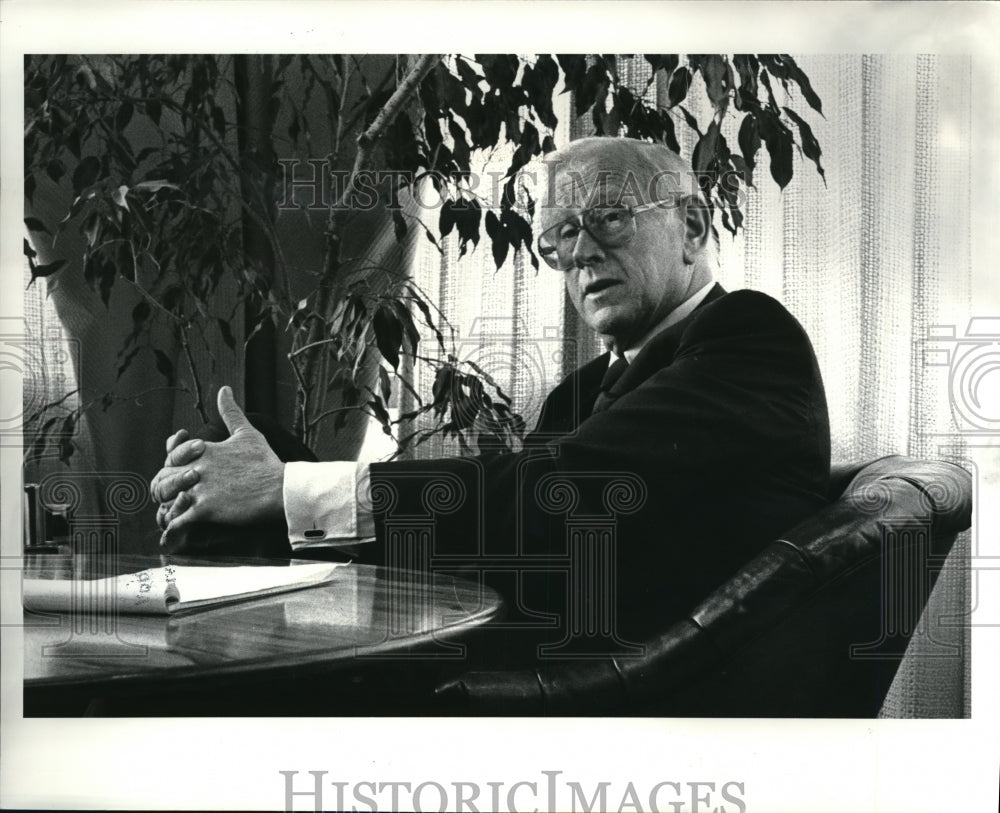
left=217, top=385, right=250, bottom=436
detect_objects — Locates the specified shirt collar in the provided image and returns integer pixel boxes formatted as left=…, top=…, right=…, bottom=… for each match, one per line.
left=614, top=281, right=716, bottom=364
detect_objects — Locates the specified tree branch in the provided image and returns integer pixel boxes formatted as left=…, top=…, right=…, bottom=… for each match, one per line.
left=295, top=54, right=442, bottom=443
left=178, top=323, right=208, bottom=423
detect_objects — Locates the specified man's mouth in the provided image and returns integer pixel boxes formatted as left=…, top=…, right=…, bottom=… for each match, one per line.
left=583, top=279, right=621, bottom=297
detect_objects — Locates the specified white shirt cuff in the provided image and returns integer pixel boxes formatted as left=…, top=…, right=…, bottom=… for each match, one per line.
left=283, top=461, right=375, bottom=549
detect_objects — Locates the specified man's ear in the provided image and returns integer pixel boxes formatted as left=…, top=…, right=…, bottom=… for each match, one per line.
left=681, top=195, right=712, bottom=264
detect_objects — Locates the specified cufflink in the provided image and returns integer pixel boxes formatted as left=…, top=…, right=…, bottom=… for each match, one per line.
left=304, top=529, right=325, bottom=540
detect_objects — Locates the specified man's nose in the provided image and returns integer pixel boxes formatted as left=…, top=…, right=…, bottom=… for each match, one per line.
left=571, top=226, right=605, bottom=269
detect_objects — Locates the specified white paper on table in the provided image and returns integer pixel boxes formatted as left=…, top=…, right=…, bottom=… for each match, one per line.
left=22, top=562, right=347, bottom=615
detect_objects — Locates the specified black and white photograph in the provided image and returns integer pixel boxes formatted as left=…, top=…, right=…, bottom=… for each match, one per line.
left=2, top=2, right=999, bottom=811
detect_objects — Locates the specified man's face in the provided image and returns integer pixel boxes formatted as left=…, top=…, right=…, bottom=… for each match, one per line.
left=541, top=155, right=695, bottom=353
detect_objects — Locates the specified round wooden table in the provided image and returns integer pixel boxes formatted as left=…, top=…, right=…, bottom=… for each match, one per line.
left=22, top=554, right=503, bottom=716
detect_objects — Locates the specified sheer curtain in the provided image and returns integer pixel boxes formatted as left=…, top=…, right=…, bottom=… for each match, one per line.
left=398, top=86, right=576, bottom=461
left=716, top=55, right=973, bottom=718
left=400, top=54, right=973, bottom=717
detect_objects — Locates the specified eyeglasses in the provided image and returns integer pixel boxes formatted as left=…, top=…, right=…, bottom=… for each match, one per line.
left=537, top=199, right=679, bottom=271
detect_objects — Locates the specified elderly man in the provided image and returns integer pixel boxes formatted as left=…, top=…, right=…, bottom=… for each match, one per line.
left=152, top=136, right=830, bottom=644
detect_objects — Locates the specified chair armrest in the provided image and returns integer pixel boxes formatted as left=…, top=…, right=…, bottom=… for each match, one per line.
left=435, top=456, right=972, bottom=715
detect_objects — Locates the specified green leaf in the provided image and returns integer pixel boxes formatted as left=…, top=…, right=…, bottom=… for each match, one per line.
left=476, top=54, right=518, bottom=90
left=71, top=156, right=101, bottom=195
left=132, top=300, right=151, bottom=325
left=367, top=398, right=392, bottom=433
left=645, top=54, right=679, bottom=75
left=666, top=67, right=691, bottom=108
left=432, top=367, right=454, bottom=416
left=116, top=346, right=141, bottom=380
left=453, top=198, right=482, bottom=258
left=439, top=198, right=457, bottom=238
left=575, top=62, right=607, bottom=117
left=390, top=300, right=421, bottom=355
left=659, top=110, right=680, bottom=154
left=59, top=194, right=90, bottom=231
left=287, top=111, right=301, bottom=143
left=24, top=217, right=49, bottom=234
left=507, top=121, right=540, bottom=178
left=154, top=349, right=175, bottom=385
left=115, top=101, right=134, bottom=132
left=732, top=54, right=759, bottom=112
left=437, top=63, right=469, bottom=114
left=146, top=99, right=162, bottom=126
left=697, top=55, right=732, bottom=111
left=692, top=121, right=721, bottom=175
left=378, top=366, right=392, bottom=404
left=217, top=318, right=236, bottom=350
left=485, top=209, right=509, bottom=269
left=757, top=109, right=794, bottom=190
left=133, top=180, right=181, bottom=193
left=30, top=415, right=60, bottom=461
left=677, top=105, right=702, bottom=137
left=523, top=55, right=560, bottom=130
left=58, top=414, right=76, bottom=464
left=410, top=293, right=446, bottom=354
left=462, top=358, right=512, bottom=404
left=730, top=153, right=753, bottom=188
left=501, top=208, right=534, bottom=251
left=447, top=118, right=471, bottom=173
left=45, top=159, right=66, bottom=184
left=81, top=212, right=101, bottom=248
left=423, top=228, right=441, bottom=254
left=782, top=106, right=825, bottom=181
left=760, top=55, right=823, bottom=116
left=128, top=193, right=152, bottom=233
left=738, top=113, right=761, bottom=174
left=111, top=185, right=130, bottom=210
left=98, top=257, right=116, bottom=307
left=211, top=105, right=226, bottom=138
left=557, top=54, right=587, bottom=92
left=455, top=56, right=484, bottom=103
left=373, top=305, right=403, bottom=370
left=29, top=259, right=66, bottom=284
left=392, top=208, right=408, bottom=243
left=758, top=67, right=780, bottom=113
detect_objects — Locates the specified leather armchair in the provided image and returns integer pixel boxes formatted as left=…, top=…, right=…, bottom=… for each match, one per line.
left=435, top=455, right=972, bottom=716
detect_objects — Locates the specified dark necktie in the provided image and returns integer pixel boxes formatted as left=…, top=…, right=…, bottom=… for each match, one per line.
left=591, top=356, right=629, bottom=414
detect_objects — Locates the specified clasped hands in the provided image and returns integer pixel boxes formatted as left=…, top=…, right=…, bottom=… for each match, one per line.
left=151, top=386, right=285, bottom=546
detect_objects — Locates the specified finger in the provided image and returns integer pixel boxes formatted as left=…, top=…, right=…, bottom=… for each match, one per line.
left=217, top=385, right=251, bottom=436
left=156, top=501, right=172, bottom=530
left=160, top=502, right=202, bottom=548
left=164, top=438, right=206, bottom=467
left=151, top=467, right=200, bottom=503
left=165, top=428, right=190, bottom=455
left=165, top=491, right=192, bottom=524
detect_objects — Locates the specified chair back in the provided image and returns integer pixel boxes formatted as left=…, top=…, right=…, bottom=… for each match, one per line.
left=436, top=456, right=972, bottom=716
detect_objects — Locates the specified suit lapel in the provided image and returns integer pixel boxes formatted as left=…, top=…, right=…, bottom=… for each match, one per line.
left=604, top=283, right=728, bottom=403
left=538, top=283, right=729, bottom=428
left=532, top=351, right=610, bottom=436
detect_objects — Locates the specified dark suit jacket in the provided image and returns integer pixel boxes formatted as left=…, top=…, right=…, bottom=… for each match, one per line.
left=369, top=285, right=830, bottom=645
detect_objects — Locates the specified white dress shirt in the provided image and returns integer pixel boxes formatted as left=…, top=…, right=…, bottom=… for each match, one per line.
left=620, top=280, right=715, bottom=363
left=284, top=280, right=716, bottom=549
